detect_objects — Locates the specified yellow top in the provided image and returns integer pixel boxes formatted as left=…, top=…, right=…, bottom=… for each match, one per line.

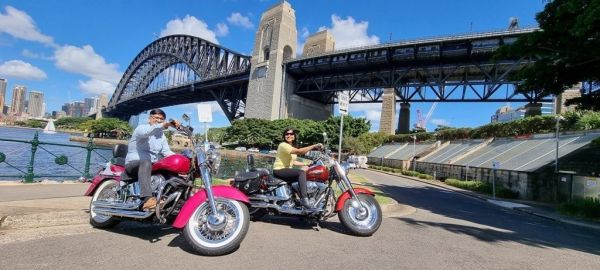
left=273, top=142, right=297, bottom=170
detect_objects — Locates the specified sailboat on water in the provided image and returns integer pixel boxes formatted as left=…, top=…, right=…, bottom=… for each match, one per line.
left=43, top=119, right=56, bottom=134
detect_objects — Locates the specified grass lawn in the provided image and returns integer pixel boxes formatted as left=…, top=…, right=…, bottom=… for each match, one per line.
left=347, top=171, right=394, bottom=205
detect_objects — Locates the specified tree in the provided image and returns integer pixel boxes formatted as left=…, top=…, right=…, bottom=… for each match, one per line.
left=497, top=0, right=600, bottom=109
left=54, top=117, right=89, bottom=130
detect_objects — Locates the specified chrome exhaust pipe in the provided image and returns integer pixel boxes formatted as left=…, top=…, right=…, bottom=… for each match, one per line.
left=92, top=201, right=139, bottom=210
left=94, top=208, right=154, bottom=219
left=249, top=202, right=307, bottom=215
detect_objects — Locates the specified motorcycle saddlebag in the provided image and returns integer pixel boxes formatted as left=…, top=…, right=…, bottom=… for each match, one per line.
left=233, top=171, right=262, bottom=193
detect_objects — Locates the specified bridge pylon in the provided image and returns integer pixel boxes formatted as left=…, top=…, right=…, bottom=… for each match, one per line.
left=245, top=1, right=332, bottom=120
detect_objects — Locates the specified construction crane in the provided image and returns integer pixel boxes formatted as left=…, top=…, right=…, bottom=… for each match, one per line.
left=414, top=102, right=438, bottom=131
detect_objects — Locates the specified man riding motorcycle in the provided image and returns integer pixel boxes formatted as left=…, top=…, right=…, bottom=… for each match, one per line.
left=125, top=108, right=179, bottom=210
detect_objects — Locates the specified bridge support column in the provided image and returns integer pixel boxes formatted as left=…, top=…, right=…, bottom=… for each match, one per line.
left=397, top=102, right=411, bottom=134
left=379, top=88, right=396, bottom=135
left=524, top=103, right=542, bottom=117
left=245, top=2, right=297, bottom=120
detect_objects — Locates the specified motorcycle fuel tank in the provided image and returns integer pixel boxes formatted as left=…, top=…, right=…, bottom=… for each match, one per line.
left=306, top=165, right=329, bottom=182
left=152, top=154, right=190, bottom=174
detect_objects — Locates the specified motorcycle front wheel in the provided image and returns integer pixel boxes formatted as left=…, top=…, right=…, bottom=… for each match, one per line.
left=89, top=179, right=121, bottom=228
left=183, top=198, right=250, bottom=256
left=338, top=194, right=382, bottom=236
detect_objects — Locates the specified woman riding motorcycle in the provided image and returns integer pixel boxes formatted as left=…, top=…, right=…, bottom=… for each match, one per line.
left=272, top=128, right=322, bottom=210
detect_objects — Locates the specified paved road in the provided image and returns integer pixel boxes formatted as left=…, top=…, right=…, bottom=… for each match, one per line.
left=1, top=171, right=600, bottom=270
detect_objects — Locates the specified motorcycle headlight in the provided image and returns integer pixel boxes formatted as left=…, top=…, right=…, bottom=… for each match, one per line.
left=210, top=151, right=221, bottom=173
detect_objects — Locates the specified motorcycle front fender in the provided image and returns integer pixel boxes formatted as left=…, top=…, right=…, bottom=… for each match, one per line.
left=334, top=187, right=375, bottom=212
left=172, top=185, right=249, bottom=229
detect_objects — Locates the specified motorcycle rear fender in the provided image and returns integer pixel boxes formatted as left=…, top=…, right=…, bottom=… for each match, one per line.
left=172, top=185, right=249, bottom=229
left=84, top=171, right=121, bottom=196
left=334, top=188, right=375, bottom=212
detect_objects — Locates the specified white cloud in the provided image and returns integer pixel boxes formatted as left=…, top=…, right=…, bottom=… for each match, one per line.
left=348, top=103, right=382, bottom=132
left=297, top=27, right=309, bottom=56
left=215, top=23, right=229, bottom=37
left=227, top=12, right=254, bottom=29
left=0, top=6, right=56, bottom=47
left=54, top=45, right=121, bottom=83
left=78, top=78, right=114, bottom=96
left=300, top=26, right=309, bottom=39
left=21, top=49, right=52, bottom=60
left=431, top=118, right=451, bottom=127
left=0, top=60, right=47, bottom=80
left=160, top=15, right=219, bottom=44
left=318, top=14, right=379, bottom=49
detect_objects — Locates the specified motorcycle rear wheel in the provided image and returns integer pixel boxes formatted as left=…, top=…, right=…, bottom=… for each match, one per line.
left=183, top=198, right=249, bottom=256
left=89, top=179, right=121, bottom=228
left=338, top=194, right=382, bottom=236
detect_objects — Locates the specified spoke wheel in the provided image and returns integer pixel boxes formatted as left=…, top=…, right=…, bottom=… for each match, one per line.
left=184, top=198, right=249, bottom=256
left=89, top=179, right=120, bottom=228
left=338, top=194, right=382, bottom=236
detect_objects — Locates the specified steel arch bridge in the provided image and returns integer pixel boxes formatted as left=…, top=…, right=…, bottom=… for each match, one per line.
left=285, top=28, right=552, bottom=105
left=105, top=35, right=250, bottom=121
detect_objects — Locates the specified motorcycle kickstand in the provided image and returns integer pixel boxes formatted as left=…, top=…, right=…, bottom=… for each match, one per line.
left=306, top=218, right=321, bottom=231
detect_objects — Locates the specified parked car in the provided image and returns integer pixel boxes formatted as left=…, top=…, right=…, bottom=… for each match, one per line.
left=268, top=150, right=277, bottom=154
left=235, top=146, right=247, bottom=152
left=248, top=148, right=259, bottom=153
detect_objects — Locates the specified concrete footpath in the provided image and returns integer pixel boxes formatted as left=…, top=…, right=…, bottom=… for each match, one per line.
left=0, top=182, right=91, bottom=230
left=369, top=169, right=600, bottom=231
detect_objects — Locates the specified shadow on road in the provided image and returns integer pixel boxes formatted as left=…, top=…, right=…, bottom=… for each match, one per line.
left=254, top=215, right=355, bottom=236
left=375, top=181, right=600, bottom=255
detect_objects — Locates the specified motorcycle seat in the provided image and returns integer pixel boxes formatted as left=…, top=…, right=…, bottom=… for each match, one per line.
left=113, top=157, right=126, bottom=167
left=234, top=171, right=260, bottom=182
left=266, top=176, right=285, bottom=186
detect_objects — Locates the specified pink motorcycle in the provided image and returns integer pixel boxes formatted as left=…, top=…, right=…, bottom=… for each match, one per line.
left=84, top=122, right=249, bottom=256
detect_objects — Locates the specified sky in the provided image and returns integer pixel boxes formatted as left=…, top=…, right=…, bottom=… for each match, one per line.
left=0, top=0, right=547, bottom=132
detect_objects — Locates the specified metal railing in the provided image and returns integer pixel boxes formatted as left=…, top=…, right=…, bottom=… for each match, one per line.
left=0, top=132, right=112, bottom=182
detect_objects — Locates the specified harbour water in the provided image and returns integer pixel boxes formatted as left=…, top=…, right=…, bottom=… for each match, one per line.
left=0, top=126, right=274, bottom=181
left=0, top=126, right=112, bottom=181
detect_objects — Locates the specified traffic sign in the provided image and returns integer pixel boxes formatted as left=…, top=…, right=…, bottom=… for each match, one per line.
left=197, top=103, right=212, bottom=123
left=338, top=92, right=349, bottom=115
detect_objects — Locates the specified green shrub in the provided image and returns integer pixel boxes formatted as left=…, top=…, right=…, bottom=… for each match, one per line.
left=559, top=198, right=600, bottom=220
left=445, top=178, right=519, bottom=198
left=418, top=174, right=433, bottom=180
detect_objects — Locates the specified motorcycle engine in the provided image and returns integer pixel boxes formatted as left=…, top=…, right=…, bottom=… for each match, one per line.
left=292, top=181, right=327, bottom=196
left=150, top=174, right=166, bottom=194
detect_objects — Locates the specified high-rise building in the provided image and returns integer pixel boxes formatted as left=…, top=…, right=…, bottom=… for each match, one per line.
left=10, top=85, right=26, bottom=115
left=0, top=78, right=6, bottom=115
left=73, top=101, right=86, bottom=117
left=84, top=97, right=96, bottom=115
left=27, top=91, right=45, bottom=118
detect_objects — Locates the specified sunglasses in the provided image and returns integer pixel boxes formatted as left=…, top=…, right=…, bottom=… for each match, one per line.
left=284, top=133, right=295, bottom=136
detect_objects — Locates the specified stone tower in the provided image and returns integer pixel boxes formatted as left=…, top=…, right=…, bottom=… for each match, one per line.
left=244, top=1, right=297, bottom=120
left=379, top=88, right=396, bottom=134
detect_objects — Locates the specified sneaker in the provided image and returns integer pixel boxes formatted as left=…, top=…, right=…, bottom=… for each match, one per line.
left=142, top=197, right=157, bottom=210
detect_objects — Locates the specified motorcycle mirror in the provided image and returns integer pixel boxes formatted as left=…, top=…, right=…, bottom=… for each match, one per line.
left=182, top=113, right=190, bottom=122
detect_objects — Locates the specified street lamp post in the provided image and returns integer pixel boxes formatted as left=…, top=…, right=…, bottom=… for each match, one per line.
left=412, top=135, right=416, bottom=171
left=555, top=115, right=562, bottom=173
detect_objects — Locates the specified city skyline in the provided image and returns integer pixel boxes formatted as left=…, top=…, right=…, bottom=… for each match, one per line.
left=0, top=79, right=108, bottom=119
left=0, top=0, right=546, bottom=131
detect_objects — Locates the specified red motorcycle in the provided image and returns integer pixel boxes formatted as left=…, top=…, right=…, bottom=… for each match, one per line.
left=232, top=135, right=381, bottom=236
left=84, top=121, right=250, bottom=256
